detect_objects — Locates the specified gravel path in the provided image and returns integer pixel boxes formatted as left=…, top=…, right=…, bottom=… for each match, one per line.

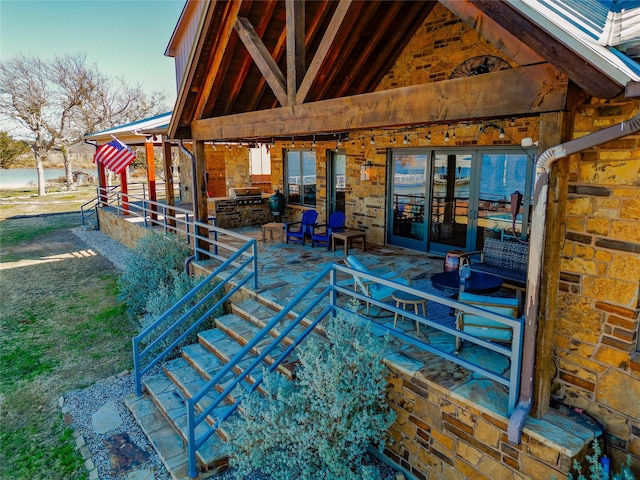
left=65, top=228, right=170, bottom=480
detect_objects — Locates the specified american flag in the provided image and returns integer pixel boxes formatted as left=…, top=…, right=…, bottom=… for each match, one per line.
left=93, top=138, right=137, bottom=174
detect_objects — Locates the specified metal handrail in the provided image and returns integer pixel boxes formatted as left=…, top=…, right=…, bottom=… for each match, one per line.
left=132, top=239, right=259, bottom=397
left=102, top=190, right=259, bottom=268
left=180, top=262, right=524, bottom=478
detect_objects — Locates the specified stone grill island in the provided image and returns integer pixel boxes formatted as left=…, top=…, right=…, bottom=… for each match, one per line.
left=208, top=187, right=271, bottom=229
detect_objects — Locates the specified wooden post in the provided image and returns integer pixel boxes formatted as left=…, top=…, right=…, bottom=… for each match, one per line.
left=98, top=162, right=107, bottom=206
left=145, top=139, right=157, bottom=221
left=530, top=111, right=572, bottom=418
left=120, top=169, right=129, bottom=214
left=194, top=140, right=210, bottom=254
left=163, top=140, right=176, bottom=228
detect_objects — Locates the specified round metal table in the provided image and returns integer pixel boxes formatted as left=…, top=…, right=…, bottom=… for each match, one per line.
left=430, top=271, right=503, bottom=295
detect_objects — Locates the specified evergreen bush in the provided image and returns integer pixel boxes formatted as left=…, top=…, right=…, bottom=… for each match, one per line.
left=567, top=439, right=635, bottom=480
left=139, top=270, right=222, bottom=358
left=117, top=234, right=191, bottom=315
left=227, top=308, right=396, bottom=480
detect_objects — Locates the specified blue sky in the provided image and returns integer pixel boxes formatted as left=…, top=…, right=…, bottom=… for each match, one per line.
left=1, top=0, right=185, bottom=108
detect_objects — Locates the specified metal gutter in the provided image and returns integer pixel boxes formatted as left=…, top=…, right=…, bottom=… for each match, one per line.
left=508, top=104, right=640, bottom=443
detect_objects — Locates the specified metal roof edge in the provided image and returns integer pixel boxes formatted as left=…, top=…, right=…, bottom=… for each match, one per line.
left=84, top=112, right=173, bottom=140
left=516, top=0, right=640, bottom=85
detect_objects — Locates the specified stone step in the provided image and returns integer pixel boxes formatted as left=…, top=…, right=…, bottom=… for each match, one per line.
left=128, top=374, right=229, bottom=478
left=128, top=292, right=325, bottom=478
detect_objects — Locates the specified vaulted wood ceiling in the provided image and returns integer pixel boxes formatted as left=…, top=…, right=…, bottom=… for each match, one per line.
left=173, top=0, right=436, bottom=138
left=171, top=0, right=631, bottom=140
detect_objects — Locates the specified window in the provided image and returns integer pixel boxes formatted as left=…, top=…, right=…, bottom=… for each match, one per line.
left=286, top=150, right=316, bottom=207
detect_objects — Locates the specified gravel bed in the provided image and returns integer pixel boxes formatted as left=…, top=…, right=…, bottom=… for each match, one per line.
left=62, top=368, right=170, bottom=480
left=72, top=226, right=133, bottom=271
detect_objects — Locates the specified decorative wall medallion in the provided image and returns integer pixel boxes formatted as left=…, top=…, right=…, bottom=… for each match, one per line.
left=449, top=55, right=512, bottom=79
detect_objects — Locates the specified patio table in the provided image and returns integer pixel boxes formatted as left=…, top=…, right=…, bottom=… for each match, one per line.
left=430, top=271, right=503, bottom=295
left=331, top=229, right=366, bottom=255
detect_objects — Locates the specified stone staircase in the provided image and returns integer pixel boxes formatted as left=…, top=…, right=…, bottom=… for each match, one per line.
left=125, top=293, right=325, bottom=480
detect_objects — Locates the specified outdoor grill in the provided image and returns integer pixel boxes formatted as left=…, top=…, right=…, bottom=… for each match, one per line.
left=229, top=187, right=264, bottom=205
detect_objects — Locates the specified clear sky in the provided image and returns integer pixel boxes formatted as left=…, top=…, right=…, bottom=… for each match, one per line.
left=0, top=0, right=185, bottom=108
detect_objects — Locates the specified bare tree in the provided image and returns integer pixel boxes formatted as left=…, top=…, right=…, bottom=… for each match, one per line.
left=0, top=55, right=54, bottom=195
left=0, top=53, right=168, bottom=195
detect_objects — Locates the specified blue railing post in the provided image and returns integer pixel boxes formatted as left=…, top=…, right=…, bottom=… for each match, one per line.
left=187, top=401, right=198, bottom=478
left=252, top=239, right=259, bottom=290
left=133, top=337, right=142, bottom=396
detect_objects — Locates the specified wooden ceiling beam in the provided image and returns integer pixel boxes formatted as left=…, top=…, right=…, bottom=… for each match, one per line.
left=224, top=1, right=278, bottom=115
left=286, top=0, right=305, bottom=105
left=335, top=0, right=404, bottom=98
left=471, top=0, right=624, bottom=98
left=441, top=0, right=544, bottom=66
left=359, top=1, right=434, bottom=92
left=192, top=63, right=568, bottom=140
left=194, top=1, right=243, bottom=121
left=234, top=16, right=288, bottom=106
left=312, top=2, right=378, bottom=101
left=296, top=0, right=352, bottom=104
left=246, top=23, right=288, bottom=111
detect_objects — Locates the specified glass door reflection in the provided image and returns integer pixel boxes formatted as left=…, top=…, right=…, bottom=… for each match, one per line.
left=428, top=153, right=471, bottom=254
left=388, top=152, right=428, bottom=250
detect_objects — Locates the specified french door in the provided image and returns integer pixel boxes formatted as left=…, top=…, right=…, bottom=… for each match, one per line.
left=387, top=148, right=534, bottom=254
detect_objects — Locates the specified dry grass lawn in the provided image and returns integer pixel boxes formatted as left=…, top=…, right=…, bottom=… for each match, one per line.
left=0, top=188, right=137, bottom=479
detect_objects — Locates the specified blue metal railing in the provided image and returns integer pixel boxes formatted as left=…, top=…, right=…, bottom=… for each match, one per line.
left=132, top=237, right=259, bottom=397
left=165, top=261, right=524, bottom=478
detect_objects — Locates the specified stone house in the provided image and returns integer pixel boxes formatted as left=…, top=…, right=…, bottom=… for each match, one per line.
left=158, top=1, right=640, bottom=478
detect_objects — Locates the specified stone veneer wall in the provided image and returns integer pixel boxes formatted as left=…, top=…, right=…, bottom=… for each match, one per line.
left=97, top=208, right=152, bottom=249
left=385, top=364, right=588, bottom=480
left=555, top=95, right=640, bottom=472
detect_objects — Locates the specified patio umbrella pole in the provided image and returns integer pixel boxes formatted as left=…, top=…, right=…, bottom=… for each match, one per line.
left=508, top=103, right=640, bottom=444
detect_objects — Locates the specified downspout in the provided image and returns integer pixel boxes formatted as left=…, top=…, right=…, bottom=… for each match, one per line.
left=508, top=105, right=640, bottom=443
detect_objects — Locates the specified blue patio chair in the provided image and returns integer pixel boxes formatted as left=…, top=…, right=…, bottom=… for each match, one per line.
left=345, top=255, right=411, bottom=316
left=285, top=209, right=318, bottom=246
left=455, top=292, right=520, bottom=354
left=311, top=211, right=346, bottom=249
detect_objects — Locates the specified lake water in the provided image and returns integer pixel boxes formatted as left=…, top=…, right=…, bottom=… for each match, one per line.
left=0, top=168, right=97, bottom=189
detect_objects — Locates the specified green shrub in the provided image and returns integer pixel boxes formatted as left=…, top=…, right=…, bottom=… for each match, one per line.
left=140, top=270, right=222, bottom=358
left=568, top=439, right=635, bottom=480
left=118, top=234, right=191, bottom=315
left=226, top=308, right=396, bottom=480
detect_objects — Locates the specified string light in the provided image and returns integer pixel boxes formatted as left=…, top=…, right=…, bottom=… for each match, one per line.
left=311, top=134, right=316, bottom=148
left=370, top=134, right=375, bottom=145
left=499, top=127, right=505, bottom=139
left=291, top=137, right=295, bottom=148
left=403, top=133, right=409, bottom=144
left=445, top=130, right=450, bottom=143
left=427, top=129, right=431, bottom=141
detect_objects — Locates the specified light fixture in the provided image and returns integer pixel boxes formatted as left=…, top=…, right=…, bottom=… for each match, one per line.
left=403, top=133, right=409, bottom=144
left=453, top=129, right=457, bottom=141
left=291, top=137, right=295, bottom=148
left=361, top=139, right=365, bottom=150
left=445, top=130, right=450, bottom=143
left=427, top=129, right=432, bottom=141
left=311, top=134, right=316, bottom=148
left=337, top=134, right=342, bottom=147
left=370, top=134, right=375, bottom=145
left=499, top=127, right=505, bottom=139
left=360, top=160, right=373, bottom=181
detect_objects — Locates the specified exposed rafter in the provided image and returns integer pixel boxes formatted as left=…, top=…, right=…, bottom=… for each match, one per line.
left=234, top=16, right=288, bottom=106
